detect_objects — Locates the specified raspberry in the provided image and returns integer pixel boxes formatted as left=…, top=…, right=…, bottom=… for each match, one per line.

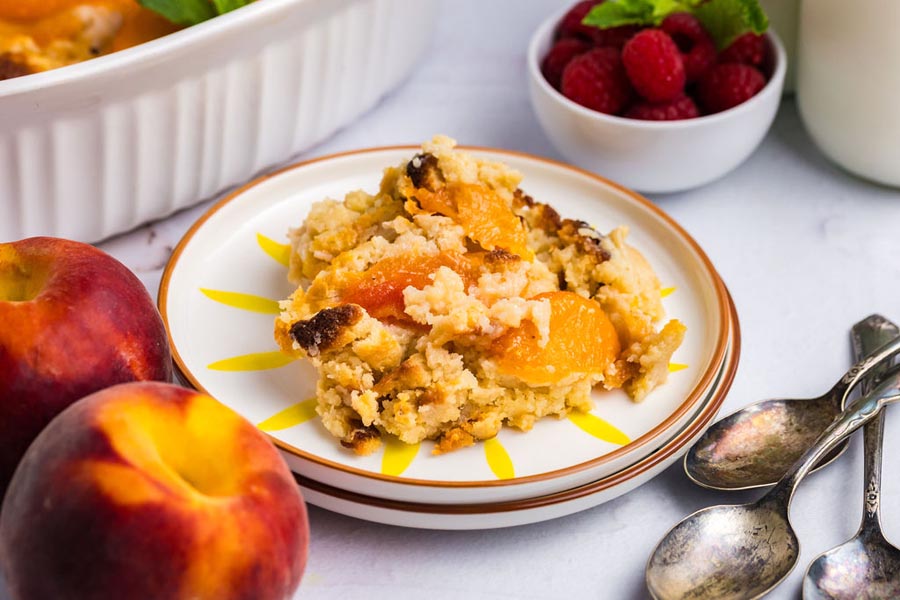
left=542, top=38, right=589, bottom=90
left=660, top=13, right=716, bottom=83
left=590, top=25, right=641, bottom=49
left=720, top=33, right=766, bottom=66
left=561, top=47, right=633, bottom=115
left=555, top=2, right=639, bottom=49
left=556, top=1, right=603, bottom=41
left=622, top=29, right=686, bottom=103
left=624, top=94, right=700, bottom=120
left=697, top=63, right=766, bottom=113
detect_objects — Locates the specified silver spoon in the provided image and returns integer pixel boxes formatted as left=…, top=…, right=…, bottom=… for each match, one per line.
left=646, top=364, right=900, bottom=600
left=803, top=317, right=900, bottom=599
left=684, top=323, right=900, bottom=490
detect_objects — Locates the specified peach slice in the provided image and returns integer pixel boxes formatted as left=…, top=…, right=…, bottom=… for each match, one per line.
left=492, top=291, right=621, bottom=385
left=342, top=251, right=481, bottom=324
left=413, top=183, right=531, bottom=258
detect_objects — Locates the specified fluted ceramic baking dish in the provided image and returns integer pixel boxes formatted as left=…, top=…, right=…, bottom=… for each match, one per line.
left=0, top=0, right=437, bottom=242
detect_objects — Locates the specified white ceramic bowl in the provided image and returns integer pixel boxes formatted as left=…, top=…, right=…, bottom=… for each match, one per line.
left=0, top=0, right=437, bottom=243
left=527, top=11, right=787, bottom=194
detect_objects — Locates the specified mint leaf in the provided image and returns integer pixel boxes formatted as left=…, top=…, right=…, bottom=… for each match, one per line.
left=582, top=0, right=768, bottom=49
left=136, top=0, right=215, bottom=25
left=583, top=0, right=697, bottom=29
left=648, top=0, right=695, bottom=23
left=211, top=0, right=252, bottom=13
left=583, top=0, right=656, bottom=29
left=138, top=0, right=253, bottom=26
left=693, top=0, right=768, bottom=49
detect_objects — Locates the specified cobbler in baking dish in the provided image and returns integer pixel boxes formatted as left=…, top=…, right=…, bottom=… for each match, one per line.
left=274, top=136, right=685, bottom=455
left=0, top=0, right=261, bottom=79
left=0, top=1, right=177, bottom=78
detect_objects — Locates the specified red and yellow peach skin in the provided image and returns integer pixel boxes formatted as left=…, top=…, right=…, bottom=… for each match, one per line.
left=0, top=382, right=308, bottom=600
left=0, top=237, right=172, bottom=499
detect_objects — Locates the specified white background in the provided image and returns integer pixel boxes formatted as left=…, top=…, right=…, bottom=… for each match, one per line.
left=4, top=1, right=900, bottom=598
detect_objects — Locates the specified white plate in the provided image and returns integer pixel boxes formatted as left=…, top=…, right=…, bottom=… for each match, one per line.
left=295, top=324, right=739, bottom=530
left=160, top=146, right=734, bottom=504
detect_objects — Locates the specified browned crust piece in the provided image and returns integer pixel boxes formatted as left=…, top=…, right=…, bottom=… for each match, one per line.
left=0, top=54, right=32, bottom=81
left=341, top=420, right=381, bottom=454
left=435, top=427, right=476, bottom=454
left=483, top=247, right=521, bottom=267
left=406, top=153, right=443, bottom=191
left=557, top=219, right=612, bottom=263
left=289, top=304, right=363, bottom=356
left=513, top=189, right=611, bottom=263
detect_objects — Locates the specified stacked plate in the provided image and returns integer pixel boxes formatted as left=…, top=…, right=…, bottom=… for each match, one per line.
left=160, top=147, right=740, bottom=530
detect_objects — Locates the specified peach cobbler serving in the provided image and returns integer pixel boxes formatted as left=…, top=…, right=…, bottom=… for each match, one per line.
left=274, top=137, right=685, bottom=456
left=0, top=0, right=256, bottom=80
left=0, top=1, right=177, bottom=78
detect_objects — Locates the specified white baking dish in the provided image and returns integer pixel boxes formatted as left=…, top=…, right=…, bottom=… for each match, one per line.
left=0, top=0, right=437, bottom=243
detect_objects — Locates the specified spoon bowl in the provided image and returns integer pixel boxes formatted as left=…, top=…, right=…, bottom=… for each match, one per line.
left=803, top=535, right=900, bottom=599
left=685, top=328, right=900, bottom=490
left=803, top=314, right=900, bottom=599
left=685, top=396, right=844, bottom=490
left=647, top=499, right=797, bottom=600
left=647, top=365, right=900, bottom=600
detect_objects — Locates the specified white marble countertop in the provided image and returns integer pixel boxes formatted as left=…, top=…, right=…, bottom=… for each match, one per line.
left=5, top=1, right=900, bottom=598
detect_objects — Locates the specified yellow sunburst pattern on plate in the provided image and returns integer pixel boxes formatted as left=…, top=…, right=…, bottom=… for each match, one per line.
left=382, top=437, right=421, bottom=476
left=200, top=288, right=281, bottom=314
left=258, top=398, right=318, bottom=432
left=660, top=286, right=688, bottom=374
left=202, top=230, right=667, bottom=482
left=484, top=438, right=515, bottom=479
left=208, top=351, right=295, bottom=372
left=569, top=411, right=631, bottom=446
left=257, top=232, right=291, bottom=267
left=202, top=234, right=292, bottom=373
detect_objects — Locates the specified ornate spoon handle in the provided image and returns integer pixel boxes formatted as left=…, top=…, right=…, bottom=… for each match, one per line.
left=852, top=315, right=900, bottom=534
left=768, top=364, right=900, bottom=507
left=828, top=333, right=900, bottom=405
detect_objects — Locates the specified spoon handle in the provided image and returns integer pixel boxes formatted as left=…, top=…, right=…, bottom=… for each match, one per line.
left=830, top=334, right=900, bottom=405
left=861, top=409, right=888, bottom=529
left=769, top=364, right=900, bottom=506
left=853, top=315, right=900, bottom=534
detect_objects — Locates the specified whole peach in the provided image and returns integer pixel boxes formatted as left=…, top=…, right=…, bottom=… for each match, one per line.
left=0, top=382, right=309, bottom=600
left=0, top=237, right=172, bottom=499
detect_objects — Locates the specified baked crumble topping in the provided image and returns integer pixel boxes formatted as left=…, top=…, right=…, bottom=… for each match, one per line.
left=275, top=136, right=685, bottom=455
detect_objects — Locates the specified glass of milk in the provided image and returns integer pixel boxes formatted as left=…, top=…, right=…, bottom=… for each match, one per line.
left=797, top=0, right=900, bottom=186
